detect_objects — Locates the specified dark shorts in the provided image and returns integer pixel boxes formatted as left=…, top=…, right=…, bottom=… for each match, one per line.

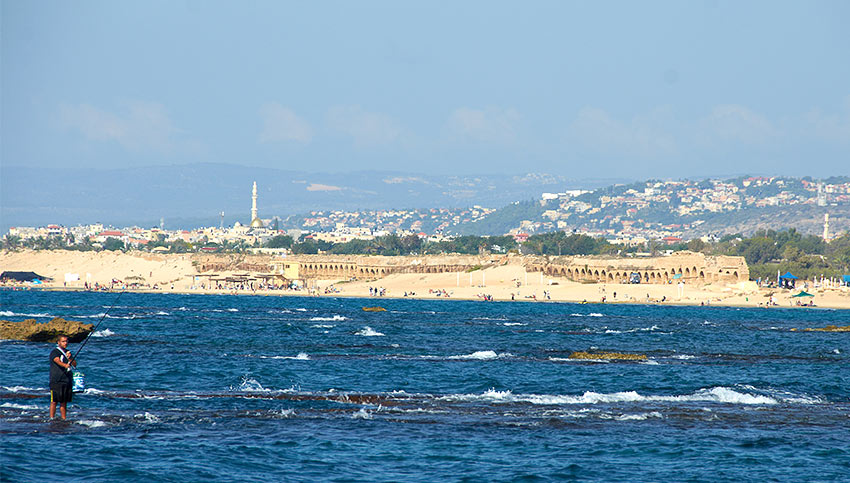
left=50, top=383, right=73, bottom=403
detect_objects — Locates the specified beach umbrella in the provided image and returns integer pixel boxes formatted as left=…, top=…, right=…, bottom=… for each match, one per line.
left=791, top=291, right=814, bottom=298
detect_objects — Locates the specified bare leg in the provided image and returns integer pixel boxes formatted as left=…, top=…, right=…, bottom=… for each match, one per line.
left=50, top=401, right=57, bottom=419
left=60, top=403, right=67, bottom=420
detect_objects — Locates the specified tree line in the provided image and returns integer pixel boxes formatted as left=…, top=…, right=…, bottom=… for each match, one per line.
left=4, top=228, right=850, bottom=280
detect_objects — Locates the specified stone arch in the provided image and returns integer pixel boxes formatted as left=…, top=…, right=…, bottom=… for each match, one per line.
left=677, top=267, right=683, bottom=274
left=733, top=271, right=738, bottom=279
left=699, top=271, right=705, bottom=280
left=607, top=273, right=614, bottom=281
left=685, top=267, right=690, bottom=277
left=594, top=270, right=599, bottom=277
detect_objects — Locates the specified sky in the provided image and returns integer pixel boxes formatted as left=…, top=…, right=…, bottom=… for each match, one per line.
left=2, top=0, right=849, bottom=181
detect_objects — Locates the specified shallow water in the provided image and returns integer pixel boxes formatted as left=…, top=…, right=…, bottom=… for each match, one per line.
left=2, top=290, right=849, bottom=481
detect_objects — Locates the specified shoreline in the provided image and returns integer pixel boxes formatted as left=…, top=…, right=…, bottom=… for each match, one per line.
left=5, top=283, right=849, bottom=312
left=3, top=249, right=849, bottom=310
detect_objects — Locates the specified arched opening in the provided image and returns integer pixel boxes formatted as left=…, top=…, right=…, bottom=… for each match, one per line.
left=699, top=271, right=705, bottom=279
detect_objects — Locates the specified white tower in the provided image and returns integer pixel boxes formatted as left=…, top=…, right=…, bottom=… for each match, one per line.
left=250, top=181, right=264, bottom=228
left=823, top=213, right=829, bottom=242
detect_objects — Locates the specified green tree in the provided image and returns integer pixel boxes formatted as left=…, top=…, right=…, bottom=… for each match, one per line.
left=265, top=235, right=293, bottom=249
left=687, top=238, right=707, bottom=253
left=103, top=237, right=125, bottom=251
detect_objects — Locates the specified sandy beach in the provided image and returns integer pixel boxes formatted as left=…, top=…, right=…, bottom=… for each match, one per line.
left=2, top=249, right=849, bottom=309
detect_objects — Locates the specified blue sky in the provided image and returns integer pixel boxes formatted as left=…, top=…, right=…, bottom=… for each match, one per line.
left=2, top=0, right=849, bottom=180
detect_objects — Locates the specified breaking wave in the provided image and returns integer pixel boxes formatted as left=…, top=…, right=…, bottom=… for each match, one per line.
left=356, top=326, right=384, bottom=337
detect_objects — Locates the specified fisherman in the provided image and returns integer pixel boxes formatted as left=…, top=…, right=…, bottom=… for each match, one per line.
left=49, top=335, right=77, bottom=420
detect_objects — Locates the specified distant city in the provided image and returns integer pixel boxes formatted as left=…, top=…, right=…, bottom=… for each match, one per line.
left=5, top=175, right=849, bottom=250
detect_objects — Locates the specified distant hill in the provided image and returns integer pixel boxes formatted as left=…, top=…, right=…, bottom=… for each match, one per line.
left=0, top=163, right=624, bottom=232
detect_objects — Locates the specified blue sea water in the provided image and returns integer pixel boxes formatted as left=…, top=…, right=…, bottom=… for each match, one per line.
left=1, top=289, right=849, bottom=481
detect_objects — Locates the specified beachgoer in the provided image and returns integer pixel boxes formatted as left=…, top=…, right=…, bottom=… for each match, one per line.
left=49, top=335, right=77, bottom=420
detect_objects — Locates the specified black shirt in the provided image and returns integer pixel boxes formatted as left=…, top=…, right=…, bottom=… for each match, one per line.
left=49, top=347, right=72, bottom=386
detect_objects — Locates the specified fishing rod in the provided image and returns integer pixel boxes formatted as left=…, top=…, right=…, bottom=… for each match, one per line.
left=72, top=289, right=126, bottom=361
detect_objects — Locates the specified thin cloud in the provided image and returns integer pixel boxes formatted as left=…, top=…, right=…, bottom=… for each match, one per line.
left=567, top=107, right=677, bottom=157
left=259, top=103, right=313, bottom=144
left=800, top=95, right=850, bottom=145
left=58, top=101, right=179, bottom=152
left=446, top=107, right=521, bottom=145
left=697, top=104, right=778, bottom=146
left=327, top=105, right=402, bottom=147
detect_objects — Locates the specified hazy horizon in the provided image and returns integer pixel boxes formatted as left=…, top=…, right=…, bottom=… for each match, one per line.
left=2, top=0, right=848, bottom=182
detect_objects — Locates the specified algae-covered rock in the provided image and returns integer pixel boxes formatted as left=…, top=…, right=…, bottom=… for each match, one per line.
left=568, top=351, right=648, bottom=361
left=0, top=317, right=94, bottom=342
left=800, top=325, right=850, bottom=332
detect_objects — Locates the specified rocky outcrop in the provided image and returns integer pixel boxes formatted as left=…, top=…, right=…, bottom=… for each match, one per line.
left=791, top=325, right=850, bottom=332
left=569, top=351, right=648, bottom=361
left=0, top=317, right=94, bottom=342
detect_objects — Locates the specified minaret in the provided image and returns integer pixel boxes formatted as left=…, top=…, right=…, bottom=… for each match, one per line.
left=823, top=213, right=829, bottom=242
left=250, top=181, right=264, bottom=228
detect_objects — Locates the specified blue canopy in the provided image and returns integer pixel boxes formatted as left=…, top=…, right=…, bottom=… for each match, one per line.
left=843, top=275, right=850, bottom=283
left=779, top=272, right=798, bottom=280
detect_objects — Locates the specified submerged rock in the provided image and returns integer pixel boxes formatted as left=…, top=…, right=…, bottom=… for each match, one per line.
left=569, top=351, right=647, bottom=361
left=0, top=317, right=94, bottom=342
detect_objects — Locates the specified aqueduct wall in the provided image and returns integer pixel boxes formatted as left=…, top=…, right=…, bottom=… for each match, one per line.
left=279, top=252, right=748, bottom=285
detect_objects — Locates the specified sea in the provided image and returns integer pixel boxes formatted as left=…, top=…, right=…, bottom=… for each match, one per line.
left=1, top=289, right=848, bottom=481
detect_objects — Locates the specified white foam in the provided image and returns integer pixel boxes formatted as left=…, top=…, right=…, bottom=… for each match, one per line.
left=447, top=351, right=512, bottom=360
left=352, top=407, right=373, bottom=419
left=355, top=326, right=384, bottom=337
left=0, top=311, right=52, bottom=318
left=2, top=385, right=43, bottom=392
left=311, top=315, right=346, bottom=321
left=311, top=324, right=334, bottom=328
left=604, top=325, right=661, bottom=334
left=235, top=377, right=269, bottom=392
left=92, top=328, right=115, bottom=337
left=83, top=388, right=108, bottom=395
left=833, top=349, right=841, bottom=354
left=670, top=355, right=696, bottom=360
left=295, top=308, right=307, bottom=312
left=503, top=322, right=526, bottom=326
left=274, top=408, right=295, bottom=418
left=1, top=403, right=40, bottom=410
left=155, top=311, right=170, bottom=316
left=77, top=419, right=107, bottom=428
left=227, top=308, right=239, bottom=312
left=440, top=386, right=790, bottom=406
left=615, top=411, right=663, bottom=421
left=135, top=412, right=160, bottom=423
